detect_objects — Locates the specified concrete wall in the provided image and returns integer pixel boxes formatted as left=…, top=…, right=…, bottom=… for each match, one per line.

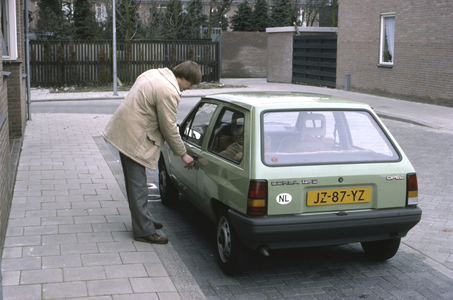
left=266, top=27, right=338, bottom=83
left=221, top=31, right=267, bottom=78
left=337, top=0, right=453, bottom=106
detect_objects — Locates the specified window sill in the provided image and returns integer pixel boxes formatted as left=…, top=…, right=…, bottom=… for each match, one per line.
left=2, top=59, right=23, bottom=64
left=377, top=64, right=393, bottom=68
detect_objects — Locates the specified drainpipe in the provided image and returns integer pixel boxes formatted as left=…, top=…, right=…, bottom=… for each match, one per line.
left=25, top=0, right=31, bottom=120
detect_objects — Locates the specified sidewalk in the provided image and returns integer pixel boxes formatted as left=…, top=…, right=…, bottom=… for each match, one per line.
left=2, top=79, right=453, bottom=299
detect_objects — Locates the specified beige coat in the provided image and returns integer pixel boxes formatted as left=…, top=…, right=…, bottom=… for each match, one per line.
left=102, top=68, right=186, bottom=170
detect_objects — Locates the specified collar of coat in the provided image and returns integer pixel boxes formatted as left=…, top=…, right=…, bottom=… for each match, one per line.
left=158, top=68, right=182, bottom=96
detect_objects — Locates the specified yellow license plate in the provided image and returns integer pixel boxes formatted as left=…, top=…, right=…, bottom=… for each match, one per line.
left=307, top=188, right=372, bottom=206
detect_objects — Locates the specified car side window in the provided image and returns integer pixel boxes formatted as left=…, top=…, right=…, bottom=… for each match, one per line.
left=181, top=103, right=217, bottom=147
left=208, top=108, right=245, bottom=163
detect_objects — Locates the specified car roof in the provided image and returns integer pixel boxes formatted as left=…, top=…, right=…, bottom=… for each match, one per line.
left=202, top=92, right=371, bottom=111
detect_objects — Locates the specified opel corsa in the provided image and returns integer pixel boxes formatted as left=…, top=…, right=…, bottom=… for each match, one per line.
left=159, top=92, right=422, bottom=275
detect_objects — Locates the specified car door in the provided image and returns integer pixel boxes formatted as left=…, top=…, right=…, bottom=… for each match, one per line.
left=195, top=107, right=250, bottom=216
left=170, top=101, right=218, bottom=203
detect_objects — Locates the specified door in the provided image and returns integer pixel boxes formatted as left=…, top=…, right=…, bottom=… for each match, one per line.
left=171, top=102, right=218, bottom=202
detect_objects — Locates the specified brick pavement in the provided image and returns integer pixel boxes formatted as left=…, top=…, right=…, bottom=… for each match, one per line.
left=1, top=114, right=204, bottom=299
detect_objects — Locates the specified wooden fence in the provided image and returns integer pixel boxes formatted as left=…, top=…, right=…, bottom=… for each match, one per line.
left=292, top=34, right=337, bottom=88
left=30, top=40, right=220, bottom=86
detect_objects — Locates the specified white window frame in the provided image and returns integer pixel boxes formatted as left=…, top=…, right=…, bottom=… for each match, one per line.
left=379, top=12, right=395, bottom=66
left=1, top=0, right=18, bottom=60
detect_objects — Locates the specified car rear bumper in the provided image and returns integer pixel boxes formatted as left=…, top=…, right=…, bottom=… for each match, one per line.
left=228, top=206, right=422, bottom=249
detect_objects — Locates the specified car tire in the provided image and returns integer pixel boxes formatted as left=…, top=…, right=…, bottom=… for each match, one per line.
left=216, top=208, right=249, bottom=275
left=158, top=158, right=179, bottom=207
left=361, top=238, right=401, bottom=261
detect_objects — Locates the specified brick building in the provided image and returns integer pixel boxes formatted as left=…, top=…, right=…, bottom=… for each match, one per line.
left=1, top=0, right=27, bottom=250
left=336, top=0, right=453, bottom=107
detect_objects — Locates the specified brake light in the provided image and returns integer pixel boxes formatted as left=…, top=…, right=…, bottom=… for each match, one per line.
left=247, top=180, right=267, bottom=216
left=407, top=173, right=418, bottom=205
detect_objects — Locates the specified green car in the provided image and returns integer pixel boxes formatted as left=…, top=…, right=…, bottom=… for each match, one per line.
left=159, top=92, right=422, bottom=275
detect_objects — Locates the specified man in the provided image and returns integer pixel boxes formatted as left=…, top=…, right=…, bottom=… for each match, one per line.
left=102, top=61, right=202, bottom=244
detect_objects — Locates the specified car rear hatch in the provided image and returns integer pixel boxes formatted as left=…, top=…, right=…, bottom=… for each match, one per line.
left=259, top=109, right=415, bottom=216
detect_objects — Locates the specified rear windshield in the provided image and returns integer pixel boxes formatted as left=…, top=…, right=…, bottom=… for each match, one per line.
left=262, top=110, right=400, bottom=166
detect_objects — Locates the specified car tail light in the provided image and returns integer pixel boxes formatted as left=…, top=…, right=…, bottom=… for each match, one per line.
left=407, top=173, right=418, bottom=206
left=247, top=180, right=267, bottom=216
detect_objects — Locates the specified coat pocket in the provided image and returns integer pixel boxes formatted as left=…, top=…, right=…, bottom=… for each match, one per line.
left=146, top=131, right=163, bottom=147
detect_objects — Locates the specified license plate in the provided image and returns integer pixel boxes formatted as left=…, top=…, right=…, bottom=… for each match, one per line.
left=307, top=188, right=372, bottom=206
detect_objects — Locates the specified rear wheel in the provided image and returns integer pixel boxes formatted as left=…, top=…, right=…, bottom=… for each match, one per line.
left=216, top=209, right=249, bottom=275
left=158, top=158, right=179, bottom=206
left=361, top=238, right=401, bottom=261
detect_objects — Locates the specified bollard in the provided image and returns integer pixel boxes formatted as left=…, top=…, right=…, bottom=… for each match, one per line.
left=345, top=74, right=350, bottom=91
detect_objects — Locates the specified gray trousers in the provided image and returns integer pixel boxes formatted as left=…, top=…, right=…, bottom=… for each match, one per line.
left=120, top=153, right=156, bottom=237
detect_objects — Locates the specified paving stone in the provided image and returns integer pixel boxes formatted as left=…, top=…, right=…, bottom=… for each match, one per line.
left=1, top=257, right=42, bottom=271
left=104, top=264, right=148, bottom=278
left=119, top=251, right=161, bottom=264
left=2, top=284, right=42, bottom=300
left=87, top=278, right=133, bottom=296
left=81, top=253, right=122, bottom=266
left=77, top=232, right=114, bottom=243
left=42, top=255, right=82, bottom=269
left=64, top=266, right=107, bottom=281
left=42, top=281, right=88, bottom=298
left=22, top=244, right=60, bottom=257
left=130, top=277, right=177, bottom=293
left=20, top=268, right=63, bottom=284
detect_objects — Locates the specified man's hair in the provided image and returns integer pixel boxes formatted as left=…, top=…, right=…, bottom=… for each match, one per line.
left=172, top=61, right=202, bottom=86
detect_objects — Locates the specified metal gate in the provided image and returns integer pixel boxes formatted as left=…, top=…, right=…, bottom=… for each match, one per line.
left=292, top=34, right=337, bottom=88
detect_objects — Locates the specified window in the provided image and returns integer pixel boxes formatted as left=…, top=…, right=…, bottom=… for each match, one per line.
left=262, top=110, right=399, bottom=166
left=181, top=103, right=217, bottom=147
left=1, top=0, right=18, bottom=60
left=380, top=13, right=395, bottom=66
left=209, top=108, right=245, bottom=163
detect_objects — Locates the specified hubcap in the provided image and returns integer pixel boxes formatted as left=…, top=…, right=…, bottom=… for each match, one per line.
left=217, top=216, right=232, bottom=263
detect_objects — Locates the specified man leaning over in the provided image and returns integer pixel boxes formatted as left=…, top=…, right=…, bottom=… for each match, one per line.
left=102, top=61, right=202, bottom=244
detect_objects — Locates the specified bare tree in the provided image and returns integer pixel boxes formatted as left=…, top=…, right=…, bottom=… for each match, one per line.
left=301, top=0, right=330, bottom=27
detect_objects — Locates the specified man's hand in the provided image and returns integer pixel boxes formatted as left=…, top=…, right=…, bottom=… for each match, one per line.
left=181, top=153, right=194, bottom=170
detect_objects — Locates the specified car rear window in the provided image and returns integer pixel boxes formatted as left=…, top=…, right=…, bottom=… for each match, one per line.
left=262, top=110, right=400, bottom=166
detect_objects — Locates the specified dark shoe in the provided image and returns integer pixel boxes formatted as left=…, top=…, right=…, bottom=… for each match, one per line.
left=153, top=221, right=163, bottom=230
left=135, top=233, right=168, bottom=244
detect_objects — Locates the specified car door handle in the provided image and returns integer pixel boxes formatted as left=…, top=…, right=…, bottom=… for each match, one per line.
left=192, top=154, right=198, bottom=161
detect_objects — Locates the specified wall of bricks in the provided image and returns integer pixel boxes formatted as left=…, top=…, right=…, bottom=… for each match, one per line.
left=221, top=31, right=268, bottom=78
left=0, top=75, right=12, bottom=252
left=336, top=0, right=453, bottom=106
left=4, top=63, right=25, bottom=137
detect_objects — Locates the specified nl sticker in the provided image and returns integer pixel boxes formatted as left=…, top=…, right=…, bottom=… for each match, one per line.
left=276, top=193, right=292, bottom=205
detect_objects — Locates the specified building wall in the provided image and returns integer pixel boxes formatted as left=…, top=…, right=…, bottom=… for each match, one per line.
left=221, top=31, right=267, bottom=78
left=0, top=75, right=11, bottom=252
left=4, top=64, right=25, bottom=137
left=336, top=0, right=453, bottom=106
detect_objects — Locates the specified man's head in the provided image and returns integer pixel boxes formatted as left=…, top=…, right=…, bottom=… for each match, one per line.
left=172, top=61, right=202, bottom=91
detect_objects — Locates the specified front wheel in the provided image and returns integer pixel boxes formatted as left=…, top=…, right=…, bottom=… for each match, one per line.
left=361, top=238, right=401, bottom=261
left=158, top=159, right=179, bottom=206
left=216, top=209, right=249, bottom=275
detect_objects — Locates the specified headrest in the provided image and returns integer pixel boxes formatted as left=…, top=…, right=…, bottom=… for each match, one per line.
left=296, top=113, right=326, bottom=137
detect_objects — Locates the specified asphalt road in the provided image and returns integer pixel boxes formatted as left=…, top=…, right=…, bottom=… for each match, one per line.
left=35, top=99, right=453, bottom=299
left=30, top=97, right=200, bottom=123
